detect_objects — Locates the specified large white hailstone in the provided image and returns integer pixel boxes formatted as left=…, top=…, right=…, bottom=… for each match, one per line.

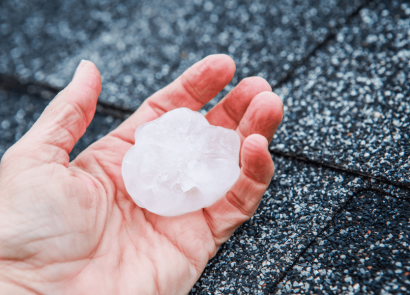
left=122, top=107, right=241, bottom=216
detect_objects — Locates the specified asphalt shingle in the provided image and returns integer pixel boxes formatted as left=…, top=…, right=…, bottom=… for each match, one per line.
left=278, top=187, right=410, bottom=294
left=1, top=0, right=410, bottom=293
left=0, top=0, right=364, bottom=110
left=271, top=0, right=410, bottom=186
left=0, top=89, right=47, bottom=156
left=0, top=90, right=122, bottom=161
left=190, top=155, right=364, bottom=294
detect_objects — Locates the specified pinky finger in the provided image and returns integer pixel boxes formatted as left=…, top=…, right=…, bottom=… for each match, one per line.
left=203, top=134, right=274, bottom=247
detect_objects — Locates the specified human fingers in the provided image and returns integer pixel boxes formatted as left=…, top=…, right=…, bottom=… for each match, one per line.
left=205, top=77, right=272, bottom=129
left=2, top=61, right=101, bottom=167
left=203, top=134, right=274, bottom=246
left=109, top=54, right=235, bottom=144
left=236, top=91, right=283, bottom=145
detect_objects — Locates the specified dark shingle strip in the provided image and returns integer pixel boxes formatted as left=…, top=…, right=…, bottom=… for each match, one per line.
left=278, top=187, right=410, bottom=294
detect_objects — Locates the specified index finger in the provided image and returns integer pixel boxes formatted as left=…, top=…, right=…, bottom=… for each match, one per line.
left=110, top=54, right=236, bottom=144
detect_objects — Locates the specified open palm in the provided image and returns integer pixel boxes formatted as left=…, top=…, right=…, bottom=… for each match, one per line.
left=0, top=55, right=283, bottom=295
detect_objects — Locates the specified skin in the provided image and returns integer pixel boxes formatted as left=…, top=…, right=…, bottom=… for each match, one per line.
left=0, top=55, right=283, bottom=295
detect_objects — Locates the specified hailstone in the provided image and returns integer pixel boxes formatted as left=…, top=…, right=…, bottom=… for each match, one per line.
left=122, top=107, right=241, bottom=216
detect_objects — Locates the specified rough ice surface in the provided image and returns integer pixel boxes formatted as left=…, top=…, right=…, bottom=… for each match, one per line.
left=122, top=108, right=241, bottom=216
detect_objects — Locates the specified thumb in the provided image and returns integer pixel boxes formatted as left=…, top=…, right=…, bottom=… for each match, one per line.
left=4, top=60, right=101, bottom=168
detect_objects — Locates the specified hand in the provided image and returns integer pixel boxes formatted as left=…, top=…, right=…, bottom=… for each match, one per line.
left=0, top=55, right=283, bottom=294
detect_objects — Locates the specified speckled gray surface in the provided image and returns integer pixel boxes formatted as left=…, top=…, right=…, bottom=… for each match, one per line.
left=0, top=90, right=121, bottom=161
left=0, top=0, right=364, bottom=109
left=271, top=0, right=410, bottom=186
left=2, top=0, right=410, bottom=294
left=190, top=155, right=362, bottom=294
left=278, top=188, right=410, bottom=294
left=0, top=90, right=47, bottom=156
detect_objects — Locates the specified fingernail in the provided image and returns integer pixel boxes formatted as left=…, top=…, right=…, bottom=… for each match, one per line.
left=73, top=59, right=87, bottom=79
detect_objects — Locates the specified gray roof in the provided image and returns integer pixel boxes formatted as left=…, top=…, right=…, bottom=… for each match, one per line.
left=1, top=0, right=409, bottom=294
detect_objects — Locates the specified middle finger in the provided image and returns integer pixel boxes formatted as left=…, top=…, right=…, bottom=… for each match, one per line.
left=205, top=76, right=272, bottom=129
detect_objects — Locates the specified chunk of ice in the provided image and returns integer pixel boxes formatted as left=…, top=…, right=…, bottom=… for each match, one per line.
left=122, top=107, right=241, bottom=216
